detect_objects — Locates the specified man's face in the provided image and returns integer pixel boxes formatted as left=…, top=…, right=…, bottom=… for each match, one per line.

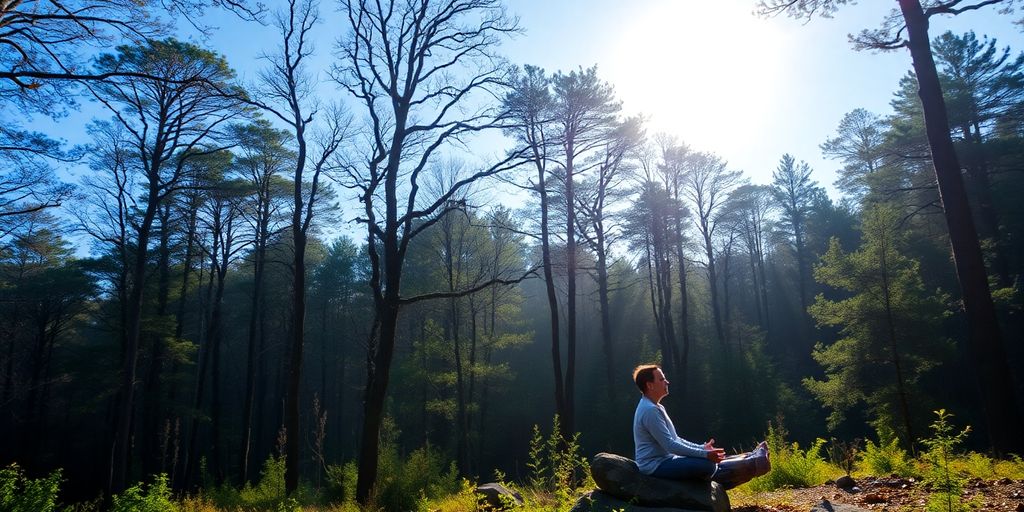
left=646, top=368, right=670, bottom=400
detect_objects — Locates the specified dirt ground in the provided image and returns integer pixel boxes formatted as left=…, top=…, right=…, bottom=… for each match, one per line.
left=730, top=476, right=1024, bottom=511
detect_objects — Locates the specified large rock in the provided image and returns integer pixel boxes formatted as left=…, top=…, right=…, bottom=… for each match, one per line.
left=475, top=482, right=523, bottom=510
left=589, top=453, right=729, bottom=512
left=569, top=490, right=711, bottom=512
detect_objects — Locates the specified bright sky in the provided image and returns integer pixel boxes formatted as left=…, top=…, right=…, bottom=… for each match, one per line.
left=503, top=0, right=1024, bottom=194
left=33, top=1, right=1024, bottom=211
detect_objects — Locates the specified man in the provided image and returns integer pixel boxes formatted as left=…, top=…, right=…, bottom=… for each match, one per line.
left=633, top=364, right=770, bottom=489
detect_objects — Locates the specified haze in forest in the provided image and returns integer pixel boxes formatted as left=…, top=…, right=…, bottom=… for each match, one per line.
left=4, top=0, right=1024, bottom=510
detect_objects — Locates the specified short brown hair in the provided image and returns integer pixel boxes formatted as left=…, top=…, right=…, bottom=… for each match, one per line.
left=633, top=364, right=661, bottom=393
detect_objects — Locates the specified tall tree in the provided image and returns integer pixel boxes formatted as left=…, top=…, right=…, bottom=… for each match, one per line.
left=724, top=184, right=774, bottom=332
left=232, top=120, right=294, bottom=483
left=682, top=151, right=742, bottom=347
left=549, top=66, right=620, bottom=437
left=333, top=0, right=526, bottom=502
left=191, top=171, right=250, bottom=482
left=656, top=139, right=694, bottom=378
left=624, top=181, right=683, bottom=377
left=502, top=65, right=566, bottom=438
left=575, top=116, right=643, bottom=403
left=251, top=0, right=348, bottom=492
left=757, top=0, right=1024, bottom=453
left=87, top=39, right=243, bottom=491
left=770, top=154, right=819, bottom=319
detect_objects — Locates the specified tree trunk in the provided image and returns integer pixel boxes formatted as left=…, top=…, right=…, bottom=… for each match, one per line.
left=183, top=238, right=218, bottom=487
left=564, top=145, right=577, bottom=439
left=595, top=233, right=616, bottom=404
left=284, top=225, right=307, bottom=493
left=703, top=231, right=726, bottom=348
left=899, top=0, right=1024, bottom=454
left=109, top=194, right=160, bottom=493
left=356, top=302, right=400, bottom=503
left=143, top=202, right=173, bottom=477
left=539, top=177, right=565, bottom=437
left=240, top=213, right=268, bottom=484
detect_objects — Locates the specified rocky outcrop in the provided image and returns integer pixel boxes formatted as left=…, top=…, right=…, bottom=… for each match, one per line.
left=587, top=453, right=729, bottom=512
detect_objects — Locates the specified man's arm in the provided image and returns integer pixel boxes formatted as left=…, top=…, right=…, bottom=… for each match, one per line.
left=640, top=407, right=709, bottom=459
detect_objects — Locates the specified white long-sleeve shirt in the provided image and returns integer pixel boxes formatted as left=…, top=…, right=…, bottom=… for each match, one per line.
left=633, top=396, right=709, bottom=474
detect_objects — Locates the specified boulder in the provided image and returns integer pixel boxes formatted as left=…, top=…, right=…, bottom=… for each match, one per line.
left=475, top=482, right=523, bottom=510
left=834, top=475, right=857, bottom=490
left=589, top=453, right=729, bottom=512
left=569, top=490, right=710, bottom=512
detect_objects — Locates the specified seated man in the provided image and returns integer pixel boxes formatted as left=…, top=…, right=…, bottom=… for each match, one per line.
left=633, top=364, right=770, bottom=490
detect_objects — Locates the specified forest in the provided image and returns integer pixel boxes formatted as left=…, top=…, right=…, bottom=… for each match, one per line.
left=3, top=0, right=1024, bottom=510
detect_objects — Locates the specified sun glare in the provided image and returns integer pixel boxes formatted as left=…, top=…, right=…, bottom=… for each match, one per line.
left=606, top=1, right=788, bottom=159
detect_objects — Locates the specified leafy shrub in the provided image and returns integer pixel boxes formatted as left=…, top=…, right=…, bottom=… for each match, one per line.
left=745, top=422, right=835, bottom=491
left=110, top=473, right=177, bottom=512
left=374, top=444, right=461, bottom=512
left=0, top=463, right=62, bottom=512
left=860, top=437, right=916, bottom=477
left=324, top=461, right=358, bottom=504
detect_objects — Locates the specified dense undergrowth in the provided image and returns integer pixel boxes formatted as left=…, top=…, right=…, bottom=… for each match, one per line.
left=5, top=413, right=1024, bottom=512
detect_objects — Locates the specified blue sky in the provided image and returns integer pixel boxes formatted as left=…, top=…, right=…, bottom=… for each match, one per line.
left=36, top=1, right=1024, bottom=222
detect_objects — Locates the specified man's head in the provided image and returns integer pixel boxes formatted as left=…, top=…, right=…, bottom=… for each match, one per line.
left=633, top=364, right=668, bottom=401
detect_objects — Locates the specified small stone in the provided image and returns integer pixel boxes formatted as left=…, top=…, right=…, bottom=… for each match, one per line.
left=850, top=486, right=861, bottom=493
left=999, top=477, right=1013, bottom=485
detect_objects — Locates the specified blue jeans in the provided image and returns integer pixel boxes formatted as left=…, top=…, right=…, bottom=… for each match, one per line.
left=651, top=456, right=717, bottom=481
left=651, top=449, right=769, bottom=490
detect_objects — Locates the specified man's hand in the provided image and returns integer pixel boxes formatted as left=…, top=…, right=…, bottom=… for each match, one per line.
left=706, top=448, right=725, bottom=463
left=705, top=438, right=725, bottom=463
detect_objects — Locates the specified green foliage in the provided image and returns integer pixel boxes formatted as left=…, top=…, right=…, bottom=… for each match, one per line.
left=202, top=454, right=309, bottom=511
left=372, top=444, right=461, bottom=512
left=324, top=462, right=358, bottom=505
left=110, top=473, right=177, bottom=512
left=921, top=409, right=971, bottom=512
left=806, top=204, right=951, bottom=441
left=524, top=415, right=592, bottom=509
left=238, top=455, right=290, bottom=510
left=745, top=421, right=835, bottom=491
left=0, top=463, right=62, bottom=512
left=860, top=437, right=916, bottom=477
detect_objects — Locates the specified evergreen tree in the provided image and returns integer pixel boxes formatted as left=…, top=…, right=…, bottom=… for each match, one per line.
left=806, top=205, right=951, bottom=448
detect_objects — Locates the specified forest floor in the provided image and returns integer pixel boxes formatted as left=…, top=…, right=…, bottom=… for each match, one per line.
left=730, top=475, right=1024, bottom=511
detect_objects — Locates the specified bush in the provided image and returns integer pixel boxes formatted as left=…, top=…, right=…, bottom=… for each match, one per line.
left=110, top=473, right=177, bottom=512
left=745, top=422, right=835, bottom=491
left=373, top=444, right=461, bottom=512
left=860, top=437, right=915, bottom=477
left=324, top=461, right=358, bottom=504
left=238, top=456, right=289, bottom=509
left=0, top=463, right=62, bottom=512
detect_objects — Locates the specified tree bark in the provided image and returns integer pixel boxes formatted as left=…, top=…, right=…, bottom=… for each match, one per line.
left=899, top=0, right=1024, bottom=454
